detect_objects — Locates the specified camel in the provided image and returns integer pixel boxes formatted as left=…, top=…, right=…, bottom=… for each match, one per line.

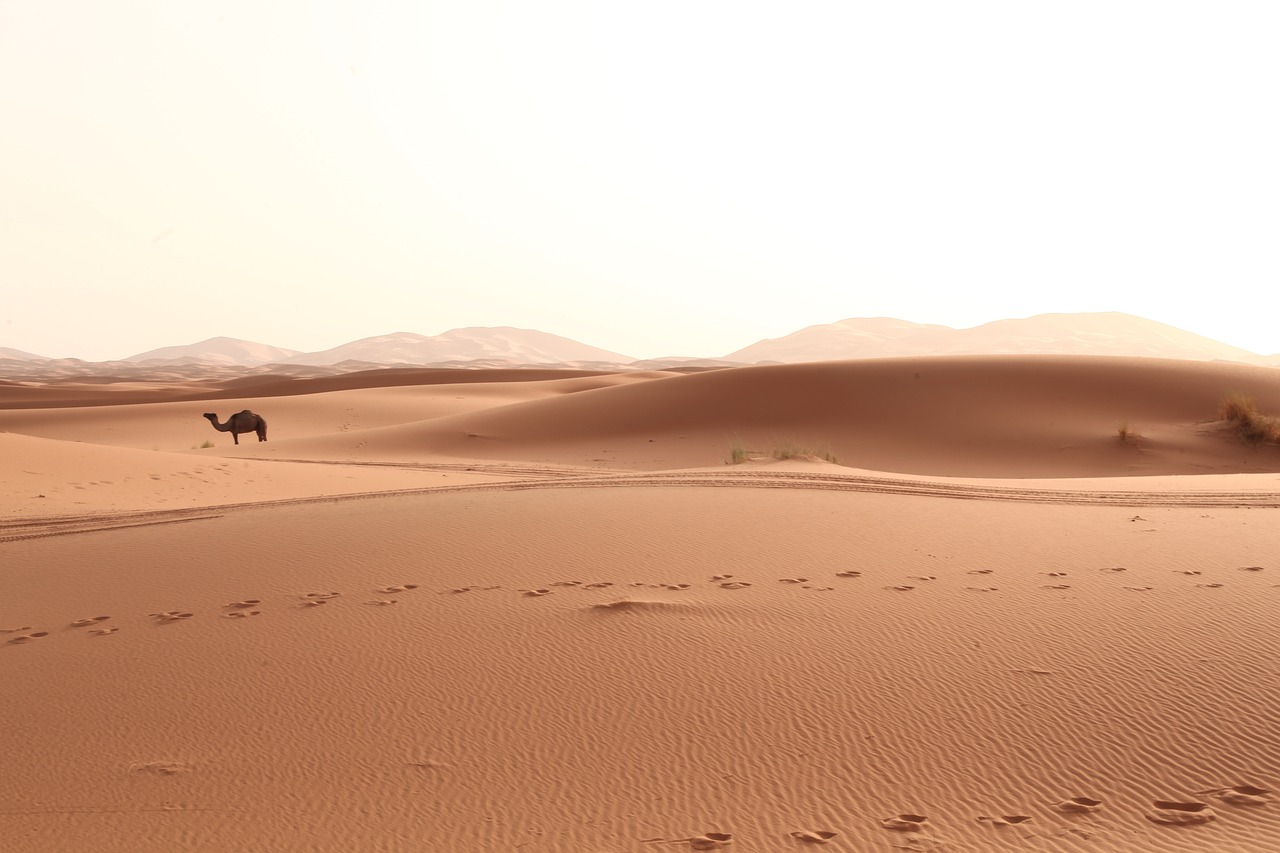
left=203, top=410, right=267, bottom=445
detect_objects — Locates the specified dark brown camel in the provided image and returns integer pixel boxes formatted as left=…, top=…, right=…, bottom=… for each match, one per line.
left=203, top=410, right=267, bottom=445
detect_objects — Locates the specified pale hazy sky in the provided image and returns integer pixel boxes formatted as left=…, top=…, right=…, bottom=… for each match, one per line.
left=3, top=1, right=1278, bottom=361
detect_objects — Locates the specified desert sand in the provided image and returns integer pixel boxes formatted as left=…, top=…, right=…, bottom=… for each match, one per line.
left=3, top=354, right=1279, bottom=852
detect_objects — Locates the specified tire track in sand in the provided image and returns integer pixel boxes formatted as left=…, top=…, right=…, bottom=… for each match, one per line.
left=4, top=465, right=1279, bottom=542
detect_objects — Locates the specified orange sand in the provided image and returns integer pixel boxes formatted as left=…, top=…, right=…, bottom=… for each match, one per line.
left=3, top=355, right=1279, bottom=852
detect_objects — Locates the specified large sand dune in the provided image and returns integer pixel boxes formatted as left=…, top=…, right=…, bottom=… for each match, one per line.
left=3, top=355, right=1279, bottom=852
left=248, top=355, right=1280, bottom=477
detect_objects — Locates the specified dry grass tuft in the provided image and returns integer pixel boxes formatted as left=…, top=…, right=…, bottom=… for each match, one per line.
left=1116, top=422, right=1140, bottom=444
left=1219, top=392, right=1280, bottom=445
left=727, top=437, right=838, bottom=464
left=772, top=441, right=838, bottom=464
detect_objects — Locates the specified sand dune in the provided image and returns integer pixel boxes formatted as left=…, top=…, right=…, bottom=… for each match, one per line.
left=726, top=311, right=1279, bottom=364
left=3, top=355, right=1279, bottom=852
left=210, top=355, right=1280, bottom=477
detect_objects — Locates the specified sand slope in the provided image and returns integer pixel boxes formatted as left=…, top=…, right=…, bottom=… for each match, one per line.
left=3, top=355, right=1279, bottom=852
left=215, top=355, right=1280, bottom=477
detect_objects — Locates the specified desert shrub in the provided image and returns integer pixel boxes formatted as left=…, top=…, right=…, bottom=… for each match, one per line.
left=1219, top=392, right=1280, bottom=445
left=772, top=441, right=837, bottom=464
left=727, top=437, right=837, bottom=464
left=1116, top=422, right=1140, bottom=444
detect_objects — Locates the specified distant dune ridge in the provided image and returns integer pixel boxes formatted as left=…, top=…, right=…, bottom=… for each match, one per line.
left=724, top=316, right=952, bottom=362
left=4, top=326, right=1280, bottom=852
left=126, top=337, right=302, bottom=366
left=273, top=326, right=636, bottom=366
left=5, top=313, right=1279, bottom=370
left=0, top=345, right=47, bottom=361
left=725, top=312, right=1279, bottom=364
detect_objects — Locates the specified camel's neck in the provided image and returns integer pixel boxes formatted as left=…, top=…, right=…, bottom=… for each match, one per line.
left=209, top=417, right=234, bottom=431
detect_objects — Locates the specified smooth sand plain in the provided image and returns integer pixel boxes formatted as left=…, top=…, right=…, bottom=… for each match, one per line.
left=3, top=354, right=1280, bottom=852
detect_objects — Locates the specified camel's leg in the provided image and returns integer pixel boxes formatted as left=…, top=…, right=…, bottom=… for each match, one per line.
left=232, top=432, right=240, bottom=445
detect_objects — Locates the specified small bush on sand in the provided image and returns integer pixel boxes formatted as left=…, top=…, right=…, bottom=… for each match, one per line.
left=199, top=439, right=216, bottom=449
left=1219, top=392, right=1280, bottom=445
left=1116, top=422, right=1140, bottom=444
left=727, top=437, right=838, bottom=464
left=772, top=441, right=838, bottom=464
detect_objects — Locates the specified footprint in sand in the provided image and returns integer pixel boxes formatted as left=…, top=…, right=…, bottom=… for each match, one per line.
left=1054, top=797, right=1103, bottom=813
left=224, top=600, right=261, bottom=610
left=551, top=581, right=583, bottom=587
left=1240, top=566, right=1266, bottom=572
left=1196, top=784, right=1271, bottom=806
left=1100, top=566, right=1127, bottom=573
left=223, top=610, right=261, bottom=619
left=89, top=627, right=119, bottom=635
left=886, top=585, right=916, bottom=592
left=711, top=574, right=734, bottom=581
left=1197, top=583, right=1224, bottom=589
left=1043, top=584, right=1071, bottom=590
left=1044, top=572, right=1068, bottom=578
left=1146, top=800, right=1216, bottom=825
left=719, top=582, right=752, bottom=590
left=7, top=631, right=49, bottom=644
left=1177, top=570, right=1202, bottom=576
left=789, top=829, right=838, bottom=843
left=978, top=815, right=1032, bottom=827
left=779, top=577, right=809, bottom=584
left=1, top=626, right=33, bottom=634
left=968, top=569, right=994, bottom=575
left=966, top=586, right=999, bottom=592
left=378, top=584, right=419, bottom=594
left=664, top=583, right=692, bottom=590
left=521, top=589, right=552, bottom=597
left=584, top=582, right=614, bottom=589
left=835, top=571, right=862, bottom=578
left=683, top=833, right=732, bottom=850
left=881, top=814, right=928, bottom=831
left=1124, top=586, right=1154, bottom=591
left=150, top=611, right=193, bottom=624
left=908, top=575, right=937, bottom=581
left=364, top=599, right=398, bottom=606
left=70, top=616, right=111, bottom=628
left=300, top=592, right=340, bottom=607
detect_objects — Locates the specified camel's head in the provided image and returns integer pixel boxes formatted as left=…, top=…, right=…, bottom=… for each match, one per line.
left=202, top=413, right=217, bottom=421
